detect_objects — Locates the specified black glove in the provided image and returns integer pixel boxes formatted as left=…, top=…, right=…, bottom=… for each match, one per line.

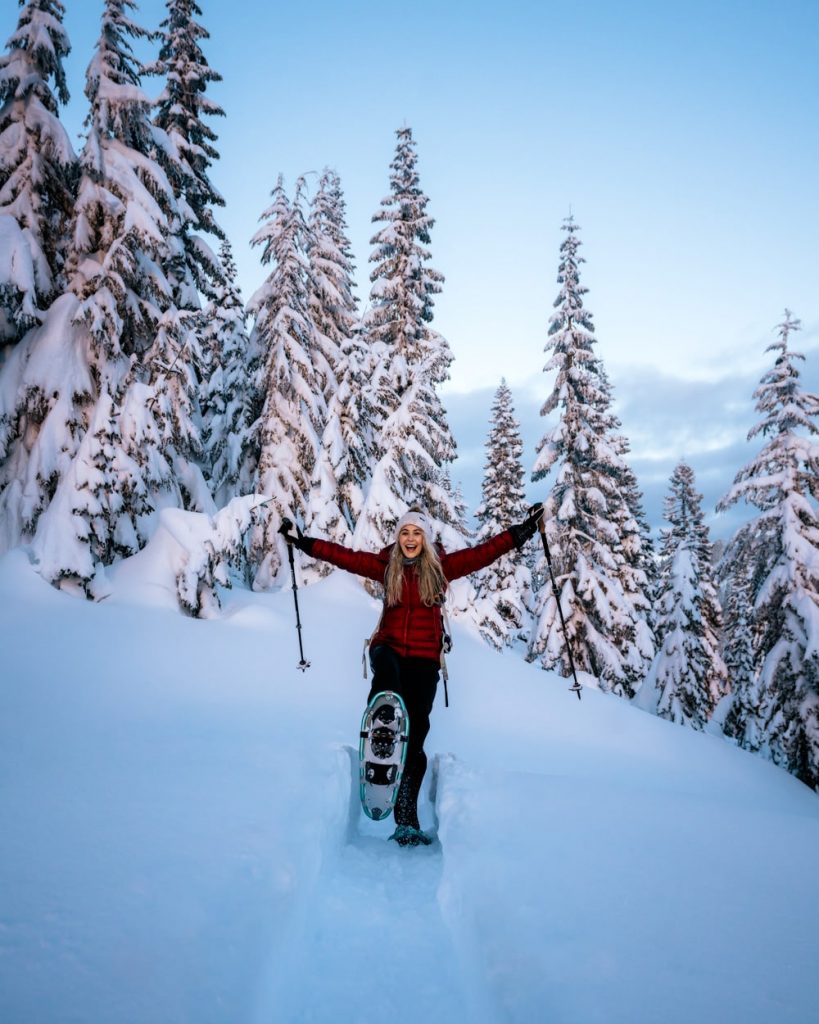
left=278, top=518, right=314, bottom=555
left=508, top=502, right=544, bottom=549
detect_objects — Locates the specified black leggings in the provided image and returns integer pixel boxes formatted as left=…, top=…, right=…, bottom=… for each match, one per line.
left=368, top=644, right=439, bottom=829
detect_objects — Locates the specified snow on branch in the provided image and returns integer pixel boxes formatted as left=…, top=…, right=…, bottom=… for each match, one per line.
left=160, top=495, right=273, bottom=617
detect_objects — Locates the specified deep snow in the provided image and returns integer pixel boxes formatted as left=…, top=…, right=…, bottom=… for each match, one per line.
left=1, top=541, right=818, bottom=1024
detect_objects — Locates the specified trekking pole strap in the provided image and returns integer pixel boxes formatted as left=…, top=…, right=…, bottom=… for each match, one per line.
left=440, top=601, right=452, bottom=708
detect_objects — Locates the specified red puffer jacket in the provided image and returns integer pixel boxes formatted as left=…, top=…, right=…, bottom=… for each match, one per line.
left=309, top=531, right=517, bottom=661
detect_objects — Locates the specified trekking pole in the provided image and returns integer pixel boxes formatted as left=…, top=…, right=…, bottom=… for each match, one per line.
left=537, top=518, right=582, bottom=701
left=279, top=517, right=310, bottom=672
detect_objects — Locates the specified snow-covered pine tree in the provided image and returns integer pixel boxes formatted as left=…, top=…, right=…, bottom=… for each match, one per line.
left=600, top=362, right=658, bottom=626
left=245, top=175, right=325, bottom=588
left=528, top=215, right=653, bottom=696
left=304, top=169, right=371, bottom=553
left=21, top=0, right=210, bottom=588
left=37, top=383, right=157, bottom=579
left=470, top=379, right=533, bottom=648
left=716, top=515, right=777, bottom=740
left=618, top=460, right=658, bottom=673
left=720, top=571, right=758, bottom=740
left=145, top=0, right=231, bottom=505
left=200, top=238, right=252, bottom=507
left=138, top=302, right=212, bottom=511
left=619, top=454, right=658, bottom=624
left=148, top=0, right=225, bottom=306
left=355, top=126, right=466, bottom=551
left=0, top=294, right=92, bottom=555
left=635, top=461, right=727, bottom=727
left=717, top=310, right=819, bottom=787
left=0, top=0, right=75, bottom=346
left=306, top=169, right=358, bottom=403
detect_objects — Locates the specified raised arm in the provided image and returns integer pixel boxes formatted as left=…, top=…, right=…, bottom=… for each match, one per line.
left=441, top=504, right=544, bottom=581
left=307, top=538, right=388, bottom=582
left=441, top=530, right=516, bottom=581
left=279, top=521, right=388, bottom=583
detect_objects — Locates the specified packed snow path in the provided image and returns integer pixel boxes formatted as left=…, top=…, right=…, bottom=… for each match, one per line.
left=258, top=752, right=493, bottom=1024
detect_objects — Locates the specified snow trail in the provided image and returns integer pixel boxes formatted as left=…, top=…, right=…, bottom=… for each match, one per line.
left=255, top=750, right=493, bottom=1024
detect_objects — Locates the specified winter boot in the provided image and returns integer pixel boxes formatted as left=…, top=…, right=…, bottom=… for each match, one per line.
left=393, top=751, right=426, bottom=830
left=389, top=825, right=433, bottom=847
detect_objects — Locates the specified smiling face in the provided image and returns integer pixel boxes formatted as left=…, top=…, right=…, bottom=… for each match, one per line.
left=398, top=525, right=425, bottom=559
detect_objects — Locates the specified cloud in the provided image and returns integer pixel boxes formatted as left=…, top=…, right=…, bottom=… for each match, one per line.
left=445, top=352, right=819, bottom=543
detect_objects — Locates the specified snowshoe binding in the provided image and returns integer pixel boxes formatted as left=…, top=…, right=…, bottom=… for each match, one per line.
left=359, top=691, right=409, bottom=820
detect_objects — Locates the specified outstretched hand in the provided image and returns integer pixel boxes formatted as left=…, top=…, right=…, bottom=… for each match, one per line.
left=278, top=517, right=302, bottom=547
left=526, top=501, right=545, bottom=528
left=509, top=502, right=545, bottom=549
left=278, top=518, right=313, bottom=554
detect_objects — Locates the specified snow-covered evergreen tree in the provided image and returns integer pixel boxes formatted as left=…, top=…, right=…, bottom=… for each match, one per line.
left=2, top=0, right=164, bottom=565
left=51, top=384, right=152, bottom=575
left=13, top=0, right=214, bottom=588
left=717, top=310, right=819, bottom=787
left=528, top=215, right=653, bottom=696
left=138, top=303, right=211, bottom=511
left=68, top=0, right=175, bottom=376
left=306, top=169, right=358, bottom=402
left=200, top=239, right=252, bottom=507
left=142, top=0, right=231, bottom=506
left=245, top=175, right=325, bottom=588
left=0, top=0, right=75, bottom=346
left=0, top=294, right=91, bottom=555
left=470, top=379, right=533, bottom=648
left=635, top=461, right=727, bottom=727
left=355, top=126, right=466, bottom=551
left=304, top=169, right=370, bottom=552
left=610, top=410, right=658, bottom=636
left=148, top=0, right=225, bottom=305
left=720, top=572, right=759, bottom=741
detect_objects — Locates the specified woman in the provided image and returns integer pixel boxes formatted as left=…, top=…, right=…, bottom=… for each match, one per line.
left=282, top=504, right=543, bottom=846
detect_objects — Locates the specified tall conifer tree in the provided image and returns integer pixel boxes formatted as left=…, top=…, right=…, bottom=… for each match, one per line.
left=149, top=0, right=225, bottom=305
left=0, top=0, right=75, bottom=346
left=245, top=176, right=324, bottom=587
left=200, top=239, right=252, bottom=507
left=20, top=0, right=211, bottom=588
left=470, top=379, right=533, bottom=647
left=720, top=572, right=758, bottom=739
left=529, top=216, right=653, bottom=696
left=305, top=169, right=370, bottom=550
left=636, top=461, right=727, bottom=726
left=355, top=126, right=465, bottom=550
left=717, top=311, right=819, bottom=786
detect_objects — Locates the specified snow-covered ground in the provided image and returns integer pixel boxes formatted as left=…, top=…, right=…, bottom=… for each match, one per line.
left=2, top=541, right=818, bottom=1024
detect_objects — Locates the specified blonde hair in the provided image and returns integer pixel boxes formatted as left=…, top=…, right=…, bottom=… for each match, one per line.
left=385, top=527, right=446, bottom=608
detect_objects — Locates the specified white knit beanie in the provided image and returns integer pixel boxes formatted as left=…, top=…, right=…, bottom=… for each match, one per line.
left=394, top=509, right=430, bottom=540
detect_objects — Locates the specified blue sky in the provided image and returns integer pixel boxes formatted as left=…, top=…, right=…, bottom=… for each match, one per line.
left=44, top=0, right=819, bottom=538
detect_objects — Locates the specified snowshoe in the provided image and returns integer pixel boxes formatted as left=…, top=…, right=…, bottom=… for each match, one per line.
left=359, top=691, right=409, bottom=821
left=389, top=825, right=433, bottom=848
